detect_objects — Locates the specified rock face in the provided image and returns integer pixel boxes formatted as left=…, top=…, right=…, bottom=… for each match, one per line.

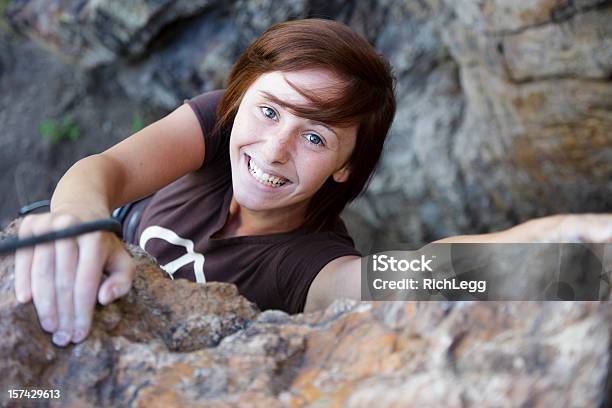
left=0, top=26, right=166, bottom=230
left=3, top=0, right=611, bottom=251
left=3, top=1, right=612, bottom=244
left=1, top=219, right=612, bottom=407
left=4, top=0, right=221, bottom=67
left=8, top=0, right=612, bottom=252
left=440, top=0, right=612, bottom=237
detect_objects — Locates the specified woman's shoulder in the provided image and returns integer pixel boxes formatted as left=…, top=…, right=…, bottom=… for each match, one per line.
left=184, top=89, right=225, bottom=134
left=185, top=89, right=225, bottom=107
left=270, top=225, right=359, bottom=314
left=184, top=90, right=230, bottom=169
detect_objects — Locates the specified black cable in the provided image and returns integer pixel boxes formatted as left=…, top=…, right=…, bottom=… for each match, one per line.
left=0, top=219, right=122, bottom=255
left=18, top=200, right=51, bottom=216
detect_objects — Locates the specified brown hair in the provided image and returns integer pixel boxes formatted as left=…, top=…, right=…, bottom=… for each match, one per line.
left=216, top=18, right=396, bottom=231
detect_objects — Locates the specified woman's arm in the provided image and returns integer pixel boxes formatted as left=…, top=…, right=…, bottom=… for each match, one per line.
left=432, top=219, right=536, bottom=244
left=434, top=214, right=612, bottom=244
left=305, top=214, right=612, bottom=312
left=51, top=103, right=205, bottom=218
left=16, top=103, right=205, bottom=346
left=304, top=255, right=361, bottom=312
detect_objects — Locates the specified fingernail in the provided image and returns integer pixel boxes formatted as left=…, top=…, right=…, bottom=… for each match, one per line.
left=41, top=319, right=56, bottom=332
left=112, top=286, right=121, bottom=300
left=72, top=329, right=86, bottom=343
left=16, top=292, right=26, bottom=303
left=52, top=331, right=70, bottom=346
left=101, top=286, right=118, bottom=305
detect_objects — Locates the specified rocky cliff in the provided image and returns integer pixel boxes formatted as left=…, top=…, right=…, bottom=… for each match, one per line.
left=0, top=0, right=612, bottom=252
left=1, top=0, right=611, bottom=250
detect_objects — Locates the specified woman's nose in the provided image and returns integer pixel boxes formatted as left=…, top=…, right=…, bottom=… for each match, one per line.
left=262, top=131, right=292, bottom=164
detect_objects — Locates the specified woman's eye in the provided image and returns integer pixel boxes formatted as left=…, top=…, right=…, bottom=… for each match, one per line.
left=305, top=133, right=323, bottom=146
left=261, top=106, right=277, bottom=120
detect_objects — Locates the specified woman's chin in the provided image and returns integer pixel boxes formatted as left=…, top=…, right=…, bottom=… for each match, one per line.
left=233, top=190, right=278, bottom=212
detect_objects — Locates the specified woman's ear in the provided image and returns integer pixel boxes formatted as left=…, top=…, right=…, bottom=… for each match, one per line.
left=332, top=165, right=350, bottom=183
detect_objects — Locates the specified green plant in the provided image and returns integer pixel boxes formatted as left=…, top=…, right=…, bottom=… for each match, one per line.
left=131, top=114, right=144, bottom=133
left=0, top=0, right=13, bottom=31
left=38, top=115, right=81, bottom=145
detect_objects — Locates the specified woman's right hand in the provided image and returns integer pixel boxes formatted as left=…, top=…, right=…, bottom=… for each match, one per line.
left=14, top=212, right=136, bottom=347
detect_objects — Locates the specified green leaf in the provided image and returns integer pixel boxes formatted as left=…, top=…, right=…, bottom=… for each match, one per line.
left=62, top=115, right=74, bottom=127
left=68, top=126, right=80, bottom=140
left=38, top=121, right=55, bottom=138
left=131, top=115, right=144, bottom=133
left=38, top=116, right=83, bottom=144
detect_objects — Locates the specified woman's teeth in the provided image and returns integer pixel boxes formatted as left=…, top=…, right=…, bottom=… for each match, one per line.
left=248, top=158, right=287, bottom=187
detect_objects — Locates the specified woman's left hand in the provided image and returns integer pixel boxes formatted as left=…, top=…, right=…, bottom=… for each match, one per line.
left=511, top=213, right=612, bottom=243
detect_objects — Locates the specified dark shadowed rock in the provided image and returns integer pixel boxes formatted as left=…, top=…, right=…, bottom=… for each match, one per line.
left=6, top=0, right=222, bottom=67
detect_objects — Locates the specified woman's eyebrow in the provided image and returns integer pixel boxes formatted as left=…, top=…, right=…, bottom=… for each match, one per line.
left=259, top=90, right=292, bottom=109
left=258, top=90, right=339, bottom=138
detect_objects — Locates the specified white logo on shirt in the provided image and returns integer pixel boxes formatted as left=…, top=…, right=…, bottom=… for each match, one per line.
left=139, top=225, right=206, bottom=283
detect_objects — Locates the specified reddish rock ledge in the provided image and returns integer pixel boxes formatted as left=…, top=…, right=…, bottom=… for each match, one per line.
left=0, top=219, right=610, bottom=407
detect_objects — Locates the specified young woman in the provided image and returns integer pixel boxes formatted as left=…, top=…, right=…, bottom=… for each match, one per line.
left=14, top=19, right=612, bottom=347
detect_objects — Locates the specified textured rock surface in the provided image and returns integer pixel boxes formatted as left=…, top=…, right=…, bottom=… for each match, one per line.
left=438, top=0, right=612, bottom=242
left=1, top=220, right=612, bottom=407
left=3, top=0, right=611, bottom=250
left=5, top=0, right=221, bottom=67
left=0, top=26, right=165, bottom=230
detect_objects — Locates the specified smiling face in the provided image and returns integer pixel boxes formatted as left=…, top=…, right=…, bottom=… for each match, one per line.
left=229, top=70, right=358, bottom=223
